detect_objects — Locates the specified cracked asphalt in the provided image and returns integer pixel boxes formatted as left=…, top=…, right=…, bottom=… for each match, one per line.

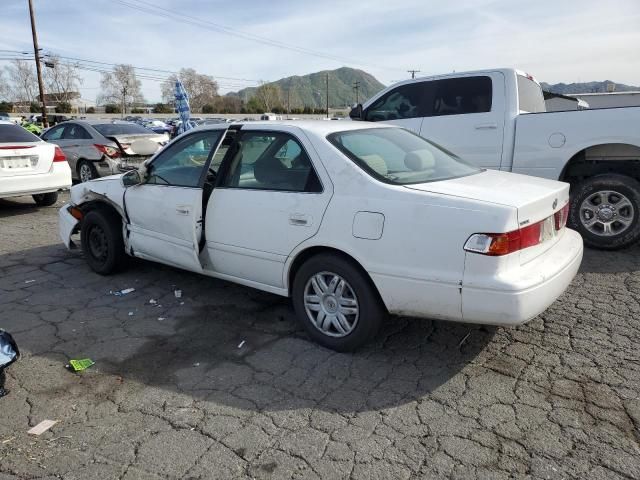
left=1, top=192, right=639, bottom=480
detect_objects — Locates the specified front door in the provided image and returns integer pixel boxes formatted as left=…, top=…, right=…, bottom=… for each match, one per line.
left=363, top=82, right=426, bottom=135
left=124, top=129, right=225, bottom=272
left=206, top=126, right=332, bottom=289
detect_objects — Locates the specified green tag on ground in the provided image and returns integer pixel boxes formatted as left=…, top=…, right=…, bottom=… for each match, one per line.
left=69, top=358, right=95, bottom=372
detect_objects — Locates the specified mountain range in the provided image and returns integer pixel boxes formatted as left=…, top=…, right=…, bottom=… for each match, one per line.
left=541, top=81, right=640, bottom=95
left=229, top=67, right=386, bottom=109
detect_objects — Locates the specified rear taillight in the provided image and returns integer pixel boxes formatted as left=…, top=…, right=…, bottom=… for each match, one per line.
left=554, top=202, right=569, bottom=230
left=94, top=144, right=121, bottom=158
left=53, top=146, right=66, bottom=162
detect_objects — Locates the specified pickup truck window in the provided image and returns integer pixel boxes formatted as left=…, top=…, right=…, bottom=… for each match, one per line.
left=328, top=127, right=480, bottom=185
left=431, top=76, right=492, bottom=116
left=365, top=83, right=426, bottom=121
left=517, top=75, right=546, bottom=113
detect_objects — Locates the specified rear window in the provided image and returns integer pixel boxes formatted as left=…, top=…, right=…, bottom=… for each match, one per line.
left=517, top=75, right=546, bottom=113
left=93, top=123, right=154, bottom=136
left=0, top=124, right=41, bottom=143
left=328, top=127, right=480, bottom=185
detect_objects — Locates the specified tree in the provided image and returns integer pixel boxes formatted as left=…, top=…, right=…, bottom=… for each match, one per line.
left=29, top=102, right=40, bottom=113
left=160, top=68, right=218, bottom=112
left=43, top=55, right=83, bottom=103
left=104, top=104, right=121, bottom=114
left=0, top=70, right=10, bottom=102
left=86, top=106, right=95, bottom=114
left=0, top=101, right=14, bottom=112
left=99, top=64, right=144, bottom=115
left=214, top=95, right=241, bottom=113
left=55, top=102, right=72, bottom=113
left=253, top=82, right=282, bottom=112
left=6, top=60, right=38, bottom=103
left=153, top=103, right=173, bottom=114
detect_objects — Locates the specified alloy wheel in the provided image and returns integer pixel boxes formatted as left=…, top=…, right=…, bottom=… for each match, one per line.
left=303, top=271, right=359, bottom=338
left=579, top=190, right=635, bottom=237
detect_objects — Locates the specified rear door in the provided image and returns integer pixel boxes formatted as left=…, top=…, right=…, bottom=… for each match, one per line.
left=418, top=73, right=506, bottom=170
left=206, top=125, right=332, bottom=289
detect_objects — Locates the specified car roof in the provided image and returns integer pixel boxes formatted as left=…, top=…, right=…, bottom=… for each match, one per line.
left=193, top=120, right=395, bottom=136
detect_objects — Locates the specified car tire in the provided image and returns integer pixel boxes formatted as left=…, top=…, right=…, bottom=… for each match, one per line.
left=32, top=192, right=58, bottom=206
left=80, top=209, right=126, bottom=275
left=77, top=160, right=98, bottom=183
left=292, top=253, right=385, bottom=352
left=568, top=174, right=640, bottom=250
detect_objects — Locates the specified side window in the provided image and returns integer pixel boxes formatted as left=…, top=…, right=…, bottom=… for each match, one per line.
left=365, top=83, right=428, bottom=121
left=64, top=125, right=92, bottom=140
left=221, top=132, right=321, bottom=193
left=147, top=130, right=222, bottom=187
left=431, top=76, right=492, bottom=116
left=42, top=125, right=66, bottom=140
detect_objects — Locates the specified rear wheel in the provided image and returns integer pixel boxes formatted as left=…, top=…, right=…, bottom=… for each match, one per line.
left=78, top=160, right=98, bottom=183
left=569, top=174, right=640, bottom=250
left=292, top=253, right=385, bottom=352
left=80, top=209, right=126, bottom=275
left=32, top=192, right=58, bottom=206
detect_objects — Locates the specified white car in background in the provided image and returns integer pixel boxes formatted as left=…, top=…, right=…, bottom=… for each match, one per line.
left=0, top=120, right=71, bottom=206
left=59, top=121, right=582, bottom=351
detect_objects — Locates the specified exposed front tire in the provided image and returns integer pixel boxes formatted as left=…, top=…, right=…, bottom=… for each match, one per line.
left=77, top=160, right=98, bottom=183
left=292, top=253, right=385, bottom=352
left=32, top=192, right=58, bottom=206
left=569, top=174, right=640, bottom=250
left=80, top=209, right=126, bottom=275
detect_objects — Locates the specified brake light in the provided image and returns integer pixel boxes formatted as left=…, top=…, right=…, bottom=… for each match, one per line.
left=554, top=202, right=569, bottom=230
left=465, top=219, right=545, bottom=256
left=53, top=146, right=66, bottom=162
left=94, top=144, right=120, bottom=158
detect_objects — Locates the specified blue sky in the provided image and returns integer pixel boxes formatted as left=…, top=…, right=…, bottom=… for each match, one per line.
left=1, top=0, right=639, bottom=102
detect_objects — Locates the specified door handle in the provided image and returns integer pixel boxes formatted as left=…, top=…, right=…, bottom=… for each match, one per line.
left=475, top=123, right=497, bottom=130
left=289, top=213, right=309, bottom=226
left=176, top=206, right=190, bottom=215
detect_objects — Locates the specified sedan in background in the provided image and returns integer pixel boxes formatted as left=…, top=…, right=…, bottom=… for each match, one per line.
left=59, top=121, right=582, bottom=351
left=42, top=120, right=168, bottom=182
left=0, top=120, right=71, bottom=206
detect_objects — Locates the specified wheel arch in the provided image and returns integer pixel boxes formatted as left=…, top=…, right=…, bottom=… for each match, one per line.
left=560, top=142, right=640, bottom=184
left=286, top=245, right=387, bottom=310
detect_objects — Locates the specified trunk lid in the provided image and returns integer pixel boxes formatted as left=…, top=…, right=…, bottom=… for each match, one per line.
left=0, top=142, right=55, bottom=177
left=405, top=169, right=570, bottom=263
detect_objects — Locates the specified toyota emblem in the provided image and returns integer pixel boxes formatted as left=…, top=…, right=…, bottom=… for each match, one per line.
left=552, top=198, right=558, bottom=209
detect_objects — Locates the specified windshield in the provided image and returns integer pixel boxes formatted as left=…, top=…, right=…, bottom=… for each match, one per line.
left=0, top=124, right=41, bottom=143
left=93, top=123, right=155, bottom=136
left=327, top=127, right=480, bottom=185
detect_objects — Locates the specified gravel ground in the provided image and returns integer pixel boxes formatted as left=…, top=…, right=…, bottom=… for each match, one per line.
left=0, top=192, right=639, bottom=480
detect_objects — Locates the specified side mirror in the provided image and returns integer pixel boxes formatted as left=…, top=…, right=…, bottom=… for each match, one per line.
left=121, top=169, right=142, bottom=187
left=349, top=103, right=363, bottom=120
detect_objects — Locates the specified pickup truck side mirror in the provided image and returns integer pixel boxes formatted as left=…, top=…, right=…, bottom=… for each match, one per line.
left=121, top=169, right=142, bottom=188
left=349, top=103, right=363, bottom=121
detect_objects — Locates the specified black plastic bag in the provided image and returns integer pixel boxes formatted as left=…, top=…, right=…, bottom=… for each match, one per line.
left=0, top=329, right=19, bottom=398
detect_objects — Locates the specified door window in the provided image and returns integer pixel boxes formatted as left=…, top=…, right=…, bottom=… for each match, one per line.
left=42, top=125, right=66, bottom=141
left=431, top=76, right=492, bottom=116
left=221, top=132, right=322, bottom=192
left=147, top=130, right=222, bottom=187
left=365, top=83, right=427, bottom=122
left=64, top=124, right=92, bottom=140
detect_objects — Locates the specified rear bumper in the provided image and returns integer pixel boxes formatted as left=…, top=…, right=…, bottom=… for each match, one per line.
left=461, top=229, right=583, bottom=325
left=0, top=163, right=72, bottom=198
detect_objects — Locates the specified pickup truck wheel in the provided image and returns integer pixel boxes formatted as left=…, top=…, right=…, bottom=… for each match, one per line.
left=292, top=254, right=385, bottom=352
left=78, top=161, right=98, bottom=183
left=32, top=192, right=58, bottom=206
left=569, top=174, right=640, bottom=250
left=80, top=209, right=126, bottom=275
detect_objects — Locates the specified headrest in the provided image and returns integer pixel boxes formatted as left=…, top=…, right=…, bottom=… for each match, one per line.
left=405, top=149, right=435, bottom=171
left=254, top=157, right=287, bottom=185
left=359, top=154, right=388, bottom=176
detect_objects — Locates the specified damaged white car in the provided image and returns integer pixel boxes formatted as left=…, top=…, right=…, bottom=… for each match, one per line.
left=59, top=121, right=583, bottom=351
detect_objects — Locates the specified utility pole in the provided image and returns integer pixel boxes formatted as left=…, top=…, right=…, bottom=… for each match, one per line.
left=353, top=81, right=360, bottom=104
left=28, top=0, right=48, bottom=127
left=407, top=69, right=420, bottom=79
left=325, top=73, right=329, bottom=118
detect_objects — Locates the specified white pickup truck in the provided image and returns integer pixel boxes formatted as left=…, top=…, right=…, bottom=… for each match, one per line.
left=349, top=68, right=640, bottom=250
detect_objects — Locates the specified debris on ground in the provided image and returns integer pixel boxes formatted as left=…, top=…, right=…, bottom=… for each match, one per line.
left=0, top=329, right=20, bottom=398
left=237, top=340, right=246, bottom=349
left=112, top=288, right=135, bottom=296
left=66, top=358, right=95, bottom=372
left=457, top=331, right=471, bottom=348
left=174, top=289, right=182, bottom=298
left=28, top=420, right=58, bottom=436
left=193, top=362, right=200, bottom=367
left=24, top=279, right=35, bottom=284
left=2, top=436, right=15, bottom=444
left=158, top=317, right=166, bottom=321
left=128, top=311, right=134, bottom=316
left=149, top=299, right=157, bottom=304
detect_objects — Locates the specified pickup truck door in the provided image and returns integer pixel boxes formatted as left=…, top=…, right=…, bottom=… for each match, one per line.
left=418, top=73, right=506, bottom=170
left=123, top=129, right=225, bottom=273
left=362, top=82, right=426, bottom=135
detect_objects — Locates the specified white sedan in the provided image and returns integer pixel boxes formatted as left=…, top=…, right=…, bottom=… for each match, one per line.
left=0, top=120, right=71, bottom=206
left=59, top=121, right=583, bottom=351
